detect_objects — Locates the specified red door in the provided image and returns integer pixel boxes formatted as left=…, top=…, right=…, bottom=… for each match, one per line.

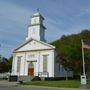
left=28, top=68, right=34, bottom=76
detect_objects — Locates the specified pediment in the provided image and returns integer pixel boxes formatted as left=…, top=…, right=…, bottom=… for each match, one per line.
left=14, top=39, right=55, bottom=52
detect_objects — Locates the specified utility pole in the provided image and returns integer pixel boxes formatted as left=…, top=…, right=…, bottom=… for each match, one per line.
left=81, top=39, right=87, bottom=85
left=81, top=39, right=86, bottom=76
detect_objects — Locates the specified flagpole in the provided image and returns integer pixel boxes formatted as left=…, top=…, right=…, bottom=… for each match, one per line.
left=81, top=39, right=86, bottom=76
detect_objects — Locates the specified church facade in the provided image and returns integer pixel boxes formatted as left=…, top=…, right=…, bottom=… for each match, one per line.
left=11, top=12, right=73, bottom=78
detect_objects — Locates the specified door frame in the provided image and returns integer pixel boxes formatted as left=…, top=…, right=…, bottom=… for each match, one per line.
left=27, top=61, right=37, bottom=76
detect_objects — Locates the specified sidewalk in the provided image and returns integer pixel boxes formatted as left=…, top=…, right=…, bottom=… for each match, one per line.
left=0, top=80, right=18, bottom=86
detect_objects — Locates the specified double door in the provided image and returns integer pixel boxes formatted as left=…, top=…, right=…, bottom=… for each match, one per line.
left=28, top=62, right=34, bottom=76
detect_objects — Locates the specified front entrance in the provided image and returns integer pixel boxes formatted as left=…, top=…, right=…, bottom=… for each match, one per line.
left=28, top=62, right=34, bottom=76
left=28, top=68, right=34, bottom=76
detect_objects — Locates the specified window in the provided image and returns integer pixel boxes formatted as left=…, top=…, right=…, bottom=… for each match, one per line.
left=34, top=19, right=36, bottom=23
left=58, top=64, right=60, bottom=72
left=17, top=56, right=22, bottom=73
left=32, top=28, right=35, bottom=34
left=43, top=55, right=48, bottom=72
left=59, top=64, right=63, bottom=72
left=28, top=62, right=34, bottom=68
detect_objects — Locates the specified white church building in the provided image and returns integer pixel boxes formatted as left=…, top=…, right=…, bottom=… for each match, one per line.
left=11, top=12, right=73, bottom=79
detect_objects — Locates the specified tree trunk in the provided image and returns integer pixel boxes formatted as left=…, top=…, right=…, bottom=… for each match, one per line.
left=65, top=69, right=68, bottom=80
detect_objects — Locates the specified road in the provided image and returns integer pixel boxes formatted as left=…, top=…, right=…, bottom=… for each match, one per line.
left=0, top=80, right=63, bottom=90
left=0, top=86, right=64, bottom=90
left=0, top=85, right=89, bottom=90
left=0, top=80, right=89, bottom=90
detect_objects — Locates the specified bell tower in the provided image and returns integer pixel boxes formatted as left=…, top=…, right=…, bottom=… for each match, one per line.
left=26, top=12, right=46, bottom=42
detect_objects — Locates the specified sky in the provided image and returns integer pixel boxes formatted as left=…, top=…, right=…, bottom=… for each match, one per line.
left=0, top=0, right=90, bottom=58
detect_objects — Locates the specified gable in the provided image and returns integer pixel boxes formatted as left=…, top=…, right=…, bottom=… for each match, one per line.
left=14, top=39, right=55, bottom=52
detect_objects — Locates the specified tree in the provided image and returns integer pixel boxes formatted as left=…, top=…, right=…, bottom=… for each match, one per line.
left=0, top=55, right=13, bottom=73
left=0, top=55, right=9, bottom=73
left=7, top=56, right=13, bottom=72
left=52, top=30, right=90, bottom=76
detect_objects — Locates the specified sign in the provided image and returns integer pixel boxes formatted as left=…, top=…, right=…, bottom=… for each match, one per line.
left=81, top=75, right=87, bottom=85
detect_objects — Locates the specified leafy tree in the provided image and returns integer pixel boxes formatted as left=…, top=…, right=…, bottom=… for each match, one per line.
left=7, top=56, right=13, bottom=72
left=52, top=30, right=90, bottom=76
left=0, top=56, right=9, bottom=73
left=0, top=55, right=13, bottom=73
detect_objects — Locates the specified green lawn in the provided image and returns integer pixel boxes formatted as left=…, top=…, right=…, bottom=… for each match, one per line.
left=23, top=80, right=90, bottom=89
left=87, top=83, right=90, bottom=89
left=23, top=80, right=81, bottom=88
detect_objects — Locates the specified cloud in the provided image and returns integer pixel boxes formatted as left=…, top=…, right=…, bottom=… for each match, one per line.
left=0, top=1, right=34, bottom=23
left=0, top=1, right=33, bottom=57
left=0, top=0, right=90, bottom=58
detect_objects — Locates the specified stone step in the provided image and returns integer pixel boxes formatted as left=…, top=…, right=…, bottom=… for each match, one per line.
left=18, top=76, right=34, bottom=82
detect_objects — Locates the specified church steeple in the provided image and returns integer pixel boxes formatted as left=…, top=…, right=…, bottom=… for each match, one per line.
left=26, top=12, right=46, bottom=42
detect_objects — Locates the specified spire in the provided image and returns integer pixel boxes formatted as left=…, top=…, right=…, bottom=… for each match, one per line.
left=37, top=8, right=40, bottom=12
left=26, top=11, right=46, bottom=42
left=31, top=9, right=44, bottom=20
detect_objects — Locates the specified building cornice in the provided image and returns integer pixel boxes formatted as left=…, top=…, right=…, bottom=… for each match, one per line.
left=28, top=24, right=46, bottom=29
left=13, top=48, right=55, bottom=53
left=31, top=14, right=44, bottom=20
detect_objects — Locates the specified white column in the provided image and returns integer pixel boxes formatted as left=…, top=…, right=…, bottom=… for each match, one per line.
left=23, top=52, right=26, bottom=75
left=11, top=53, right=16, bottom=75
left=38, top=51, right=40, bottom=76
left=52, top=50, right=55, bottom=77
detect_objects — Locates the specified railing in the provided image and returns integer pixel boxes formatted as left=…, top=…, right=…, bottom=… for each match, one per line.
left=38, top=72, right=49, bottom=77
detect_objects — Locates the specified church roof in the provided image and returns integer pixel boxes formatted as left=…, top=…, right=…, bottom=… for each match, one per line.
left=31, top=12, right=44, bottom=20
left=13, top=38, right=55, bottom=52
left=33, top=12, right=41, bottom=16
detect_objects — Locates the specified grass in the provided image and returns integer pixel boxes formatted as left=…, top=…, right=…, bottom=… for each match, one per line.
left=87, top=84, right=90, bottom=89
left=23, top=80, right=90, bottom=89
left=23, top=80, right=81, bottom=88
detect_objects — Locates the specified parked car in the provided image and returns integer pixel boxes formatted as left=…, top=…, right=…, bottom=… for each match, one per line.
left=0, top=72, right=10, bottom=80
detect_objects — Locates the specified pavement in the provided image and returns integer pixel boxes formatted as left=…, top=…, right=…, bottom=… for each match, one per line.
left=0, top=80, right=18, bottom=86
left=0, top=80, right=90, bottom=90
